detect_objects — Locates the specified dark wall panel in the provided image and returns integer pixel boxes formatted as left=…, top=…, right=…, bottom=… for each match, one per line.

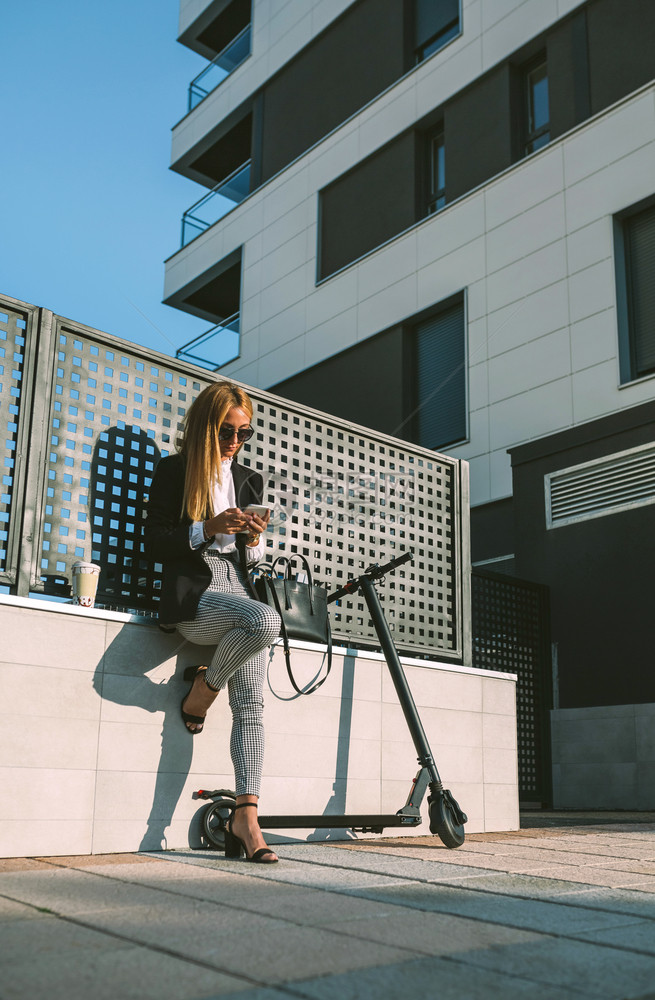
left=444, top=64, right=514, bottom=200
left=511, top=402, right=655, bottom=709
left=198, top=0, right=251, bottom=55
left=192, top=114, right=252, bottom=184
left=587, top=0, right=655, bottom=115
left=319, top=133, right=417, bottom=278
left=271, top=325, right=406, bottom=437
left=260, top=0, right=405, bottom=182
left=470, top=498, right=515, bottom=563
left=547, top=9, right=590, bottom=139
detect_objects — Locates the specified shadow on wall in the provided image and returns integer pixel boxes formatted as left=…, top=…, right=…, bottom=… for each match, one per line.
left=87, top=424, right=206, bottom=850
left=92, top=625, right=215, bottom=852
left=310, top=652, right=356, bottom=841
left=90, top=426, right=162, bottom=611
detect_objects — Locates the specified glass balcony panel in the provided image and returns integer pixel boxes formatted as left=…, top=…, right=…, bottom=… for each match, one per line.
left=181, top=161, right=251, bottom=247
left=188, top=24, right=251, bottom=111
left=175, top=313, right=240, bottom=370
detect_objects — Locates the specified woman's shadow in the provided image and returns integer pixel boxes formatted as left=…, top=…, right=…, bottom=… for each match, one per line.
left=88, top=426, right=213, bottom=851
left=93, top=624, right=210, bottom=851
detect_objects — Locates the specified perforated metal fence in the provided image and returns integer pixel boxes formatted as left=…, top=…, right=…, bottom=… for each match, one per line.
left=472, top=568, right=552, bottom=803
left=0, top=293, right=470, bottom=661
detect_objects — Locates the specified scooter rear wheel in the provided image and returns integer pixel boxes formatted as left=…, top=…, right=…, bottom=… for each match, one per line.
left=202, top=794, right=236, bottom=849
left=429, top=792, right=466, bottom=848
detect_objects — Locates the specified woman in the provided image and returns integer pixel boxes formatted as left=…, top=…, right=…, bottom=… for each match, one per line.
left=144, top=381, right=281, bottom=864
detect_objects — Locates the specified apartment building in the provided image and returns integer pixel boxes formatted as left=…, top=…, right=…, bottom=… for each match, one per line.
left=165, top=0, right=655, bottom=806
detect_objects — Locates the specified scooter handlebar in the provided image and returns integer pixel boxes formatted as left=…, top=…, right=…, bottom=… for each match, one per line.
left=328, top=550, right=413, bottom=603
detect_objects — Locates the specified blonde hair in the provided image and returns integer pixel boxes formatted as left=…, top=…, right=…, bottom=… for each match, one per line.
left=178, top=381, right=254, bottom=522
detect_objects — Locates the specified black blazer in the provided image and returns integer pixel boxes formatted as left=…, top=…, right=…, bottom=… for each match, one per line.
left=144, top=453, right=264, bottom=626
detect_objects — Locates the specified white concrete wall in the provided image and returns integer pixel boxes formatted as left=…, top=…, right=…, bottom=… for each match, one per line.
left=0, top=596, right=518, bottom=858
left=551, top=703, right=655, bottom=810
left=165, top=82, right=655, bottom=508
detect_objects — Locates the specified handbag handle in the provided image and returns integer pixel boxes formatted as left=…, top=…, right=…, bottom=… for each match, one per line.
left=249, top=553, right=331, bottom=696
left=269, top=553, right=315, bottom=613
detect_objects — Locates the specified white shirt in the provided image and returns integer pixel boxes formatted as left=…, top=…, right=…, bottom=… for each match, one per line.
left=189, top=458, right=266, bottom=564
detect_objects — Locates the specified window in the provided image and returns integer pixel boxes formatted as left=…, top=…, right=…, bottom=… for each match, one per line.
left=523, top=56, right=550, bottom=155
left=411, top=298, right=467, bottom=450
left=616, top=201, right=655, bottom=383
left=414, top=0, right=460, bottom=64
left=426, top=128, right=445, bottom=215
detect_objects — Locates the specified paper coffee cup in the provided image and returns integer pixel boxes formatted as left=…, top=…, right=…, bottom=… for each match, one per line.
left=72, top=561, right=101, bottom=608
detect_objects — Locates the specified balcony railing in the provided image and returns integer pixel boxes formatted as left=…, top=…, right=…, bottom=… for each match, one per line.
left=188, top=24, right=251, bottom=111
left=175, top=312, right=240, bottom=370
left=181, top=160, right=250, bottom=246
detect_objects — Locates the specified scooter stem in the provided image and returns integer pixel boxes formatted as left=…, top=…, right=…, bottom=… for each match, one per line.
left=359, top=576, right=442, bottom=785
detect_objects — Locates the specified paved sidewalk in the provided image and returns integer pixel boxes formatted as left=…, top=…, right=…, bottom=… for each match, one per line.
left=1, top=814, right=655, bottom=999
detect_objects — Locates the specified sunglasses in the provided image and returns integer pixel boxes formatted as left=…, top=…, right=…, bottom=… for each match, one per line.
left=218, top=425, right=255, bottom=443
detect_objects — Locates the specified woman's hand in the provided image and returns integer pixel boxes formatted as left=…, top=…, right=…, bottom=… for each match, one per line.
left=245, top=509, right=270, bottom=547
left=204, top=507, right=249, bottom=538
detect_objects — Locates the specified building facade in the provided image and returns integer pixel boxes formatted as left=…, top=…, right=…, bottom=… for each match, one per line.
left=165, top=0, right=655, bottom=806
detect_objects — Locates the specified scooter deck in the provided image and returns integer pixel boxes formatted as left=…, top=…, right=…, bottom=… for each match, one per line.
left=258, top=812, right=422, bottom=832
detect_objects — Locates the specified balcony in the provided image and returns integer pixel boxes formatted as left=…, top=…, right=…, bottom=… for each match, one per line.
left=175, top=311, right=240, bottom=369
left=188, top=23, right=251, bottom=111
left=181, top=160, right=250, bottom=246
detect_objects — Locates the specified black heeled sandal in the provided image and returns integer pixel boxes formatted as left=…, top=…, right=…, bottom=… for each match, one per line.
left=224, top=803, right=279, bottom=863
left=180, top=665, right=215, bottom=735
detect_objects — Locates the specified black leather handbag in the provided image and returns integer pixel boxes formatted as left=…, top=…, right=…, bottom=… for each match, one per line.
left=254, top=554, right=332, bottom=695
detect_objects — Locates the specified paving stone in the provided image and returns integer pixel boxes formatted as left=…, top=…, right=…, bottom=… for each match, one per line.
left=272, top=843, right=491, bottom=881
left=140, top=877, right=397, bottom=927
left=84, top=859, right=236, bottom=881
left=0, top=867, right=178, bottom=915
left=320, top=906, right=543, bottom=955
left=263, top=954, right=585, bottom=1000
left=459, top=934, right=655, bottom=997
left=0, top=911, right=134, bottom=968
left=431, top=869, right=642, bottom=899
left=513, top=864, right=655, bottom=889
left=34, top=853, right=158, bottom=867
left=1, top=938, right=249, bottom=1000
left=202, top=991, right=296, bottom=1000
left=575, top=918, right=655, bottom=954
left=561, top=886, right=655, bottom=920
left=0, top=858, right=53, bottom=872
left=62, top=896, right=418, bottom=985
left=340, top=881, right=648, bottom=936
left=162, top=852, right=412, bottom=892
left=0, top=895, right=51, bottom=922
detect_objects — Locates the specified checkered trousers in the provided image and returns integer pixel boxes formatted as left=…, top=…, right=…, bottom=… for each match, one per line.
left=176, top=552, right=281, bottom=797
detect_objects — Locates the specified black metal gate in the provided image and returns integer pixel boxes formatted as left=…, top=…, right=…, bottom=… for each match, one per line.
left=471, top=569, right=552, bottom=805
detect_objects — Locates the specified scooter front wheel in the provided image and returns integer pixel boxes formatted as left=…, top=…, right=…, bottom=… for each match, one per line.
left=429, top=789, right=466, bottom=848
left=202, top=794, right=236, bottom=849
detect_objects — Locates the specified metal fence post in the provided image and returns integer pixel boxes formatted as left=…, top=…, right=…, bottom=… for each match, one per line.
left=14, top=308, right=57, bottom=596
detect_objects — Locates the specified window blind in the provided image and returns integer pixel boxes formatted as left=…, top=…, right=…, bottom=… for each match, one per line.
left=415, top=0, right=459, bottom=48
left=415, top=300, right=466, bottom=450
left=626, top=204, right=655, bottom=376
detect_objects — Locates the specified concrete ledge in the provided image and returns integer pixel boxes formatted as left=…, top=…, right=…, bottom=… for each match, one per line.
left=0, top=599, right=519, bottom=857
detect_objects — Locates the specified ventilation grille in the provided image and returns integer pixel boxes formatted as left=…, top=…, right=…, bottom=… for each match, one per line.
left=546, top=444, right=655, bottom=527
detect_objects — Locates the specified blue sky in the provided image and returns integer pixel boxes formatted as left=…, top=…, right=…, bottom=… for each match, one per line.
left=1, top=0, right=211, bottom=358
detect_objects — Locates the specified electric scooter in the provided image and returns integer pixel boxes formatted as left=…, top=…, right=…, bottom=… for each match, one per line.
left=195, top=552, right=468, bottom=850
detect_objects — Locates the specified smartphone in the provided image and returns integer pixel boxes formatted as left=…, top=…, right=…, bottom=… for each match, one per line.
left=243, top=505, right=269, bottom=518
